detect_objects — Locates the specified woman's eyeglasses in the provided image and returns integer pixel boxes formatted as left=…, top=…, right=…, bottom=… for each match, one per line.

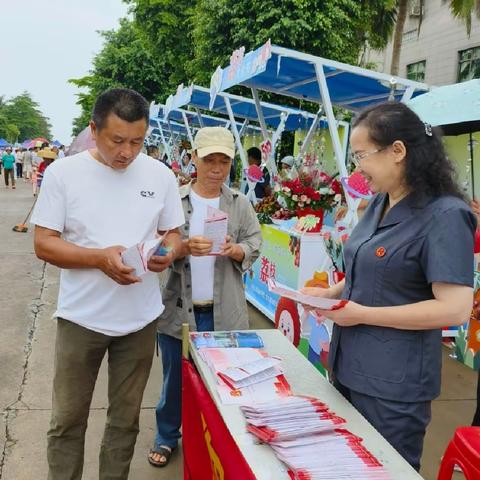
left=350, top=147, right=387, bottom=167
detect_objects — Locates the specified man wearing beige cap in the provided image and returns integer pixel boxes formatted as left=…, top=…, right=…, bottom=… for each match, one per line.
left=149, top=127, right=262, bottom=467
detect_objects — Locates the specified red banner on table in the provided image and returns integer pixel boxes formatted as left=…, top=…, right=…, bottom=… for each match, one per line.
left=182, top=358, right=256, bottom=480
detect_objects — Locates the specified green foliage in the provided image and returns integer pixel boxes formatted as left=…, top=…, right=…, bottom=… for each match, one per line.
left=189, top=0, right=388, bottom=84
left=444, top=0, right=480, bottom=36
left=0, top=92, right=51, bottom=142
left=71, top=0, right=397, bottom=136
left=124, top=0, right=194, bottom=91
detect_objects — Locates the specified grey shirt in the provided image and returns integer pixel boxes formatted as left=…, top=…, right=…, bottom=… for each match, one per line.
left=329, top=193, right=476, bottom=402
left=157, top=183, right=262, bottom=339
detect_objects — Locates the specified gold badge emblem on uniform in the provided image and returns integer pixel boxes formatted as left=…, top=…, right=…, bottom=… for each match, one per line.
left=375, top=247, right=386, bottom=258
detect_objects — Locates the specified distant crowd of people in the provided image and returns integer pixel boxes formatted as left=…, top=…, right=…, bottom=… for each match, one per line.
left=0, top=143, right=65, bottom=192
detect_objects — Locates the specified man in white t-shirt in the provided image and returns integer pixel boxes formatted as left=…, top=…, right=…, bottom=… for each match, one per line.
left=149, top=127, right=261, bottom=467
left=31, top=88, right=184, bottom=480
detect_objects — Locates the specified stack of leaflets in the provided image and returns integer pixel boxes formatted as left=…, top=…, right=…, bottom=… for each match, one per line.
left=198, top=347, right=291, bottom=405
left=241, top=396, right=391, bottom=480
left=191, top=331, right=264, bottom=349
left=241, top=396, right=345, bottom=442
left=217, top=356, right=283, bottom=390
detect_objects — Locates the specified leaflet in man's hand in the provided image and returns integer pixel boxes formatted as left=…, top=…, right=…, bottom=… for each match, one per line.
left=121, top=231, right=169, bottom=276
left=267, top=279, right=348, bottom=311
left=204, top=206, right=228, bottom=255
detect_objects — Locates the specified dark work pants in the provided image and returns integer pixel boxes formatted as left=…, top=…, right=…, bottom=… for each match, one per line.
left=16, top=163, right=23, bottom=178
left=48, top=318, right=156, bottom=480
left=334, top=380, right=431, bottom=471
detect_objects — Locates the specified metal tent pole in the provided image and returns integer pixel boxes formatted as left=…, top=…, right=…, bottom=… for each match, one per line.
left=224, top=96, right=257, bottom=203
left=314, top=61, right=356, bottom=219
left=181, top=111, right=195, bottom=146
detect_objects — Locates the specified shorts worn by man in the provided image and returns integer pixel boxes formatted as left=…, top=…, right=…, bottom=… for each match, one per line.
left=149, top=127, right=262, bottom=468
left=31, top=88, right=184, bottom=480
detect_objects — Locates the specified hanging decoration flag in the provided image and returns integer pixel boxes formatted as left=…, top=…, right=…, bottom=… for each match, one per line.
left=245, top=164, right=265, bottom=184
left=260, top=139, right=272, bottom=163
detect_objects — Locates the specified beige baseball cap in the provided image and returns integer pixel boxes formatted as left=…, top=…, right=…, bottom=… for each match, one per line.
left=194, top=127, right=235, bottom=159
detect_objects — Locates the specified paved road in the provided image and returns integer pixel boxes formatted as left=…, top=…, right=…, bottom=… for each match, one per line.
left=0, top=179, right=477, bottom=480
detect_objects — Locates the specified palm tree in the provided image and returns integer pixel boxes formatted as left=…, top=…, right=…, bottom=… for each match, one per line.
left=390, top=0, right=411, bottom=75
left=362, top=0, right=424, bottom=76
left=370, top=0, right=479, bottom=77
left=444, top=0, right=480, bottom=36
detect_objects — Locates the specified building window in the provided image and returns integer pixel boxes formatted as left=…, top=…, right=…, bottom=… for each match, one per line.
left=458, top=46, right=480, bottom=82
left=403, top=29, right=418, bottom=44
left=406, top=60, right=426, bottom=82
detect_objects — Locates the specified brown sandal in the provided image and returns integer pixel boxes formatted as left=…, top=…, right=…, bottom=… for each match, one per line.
left=148, top=446, right=175, bottom=467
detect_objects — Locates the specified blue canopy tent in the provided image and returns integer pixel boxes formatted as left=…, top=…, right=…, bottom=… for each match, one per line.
left=165, top=84, right=320, bottom=131
left=148, top=108, right=194, bottom=162
left=164, top=84, right=349, bottom=192
left=209, top=40, right=428, bottom=215
left=0, top=138, right=11, bottom=148
left=52, top=140, right=62, bottom=147
left=152, top=100, right=267, bottom=171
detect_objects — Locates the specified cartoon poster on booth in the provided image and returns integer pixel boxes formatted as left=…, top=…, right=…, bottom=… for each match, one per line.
left=454, top=271, right=480, bottom=370
left=274, top=271, right=334, bottom=377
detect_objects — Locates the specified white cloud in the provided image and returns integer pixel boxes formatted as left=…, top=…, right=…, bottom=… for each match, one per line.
left=0, top=0, right=129, bottom=144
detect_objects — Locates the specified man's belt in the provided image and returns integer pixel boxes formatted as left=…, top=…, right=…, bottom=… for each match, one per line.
left=193, top=301, right=214, bottom=313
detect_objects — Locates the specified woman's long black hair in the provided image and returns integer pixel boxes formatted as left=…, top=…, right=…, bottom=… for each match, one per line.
left=352, top=102, right=464, bottom=199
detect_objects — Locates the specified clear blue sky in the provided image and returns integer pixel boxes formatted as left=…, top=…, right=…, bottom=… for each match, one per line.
left=1, top=0, right=129, bottom=144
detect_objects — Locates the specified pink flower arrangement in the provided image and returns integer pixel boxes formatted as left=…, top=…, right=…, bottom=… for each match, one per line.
left=275, top=170, right=342, bottom=215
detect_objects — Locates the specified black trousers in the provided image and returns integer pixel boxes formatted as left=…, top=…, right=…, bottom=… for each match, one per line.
left=334, top=380, right=431, bottom=471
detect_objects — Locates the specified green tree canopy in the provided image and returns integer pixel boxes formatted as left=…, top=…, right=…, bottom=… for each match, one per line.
left=189, top=0, right=386, bottom=84
left=70, top=0, right=394, bottom=135
left=0, top=92, right=51, bottom=143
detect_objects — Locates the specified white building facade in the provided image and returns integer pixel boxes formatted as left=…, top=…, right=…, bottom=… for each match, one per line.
left=367, top=0, right=480, bottom=86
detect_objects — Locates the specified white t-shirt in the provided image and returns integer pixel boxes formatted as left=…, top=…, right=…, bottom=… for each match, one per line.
left=189, top=188, right=219, bottom=303
left=31, top=150, right=185, bottom=336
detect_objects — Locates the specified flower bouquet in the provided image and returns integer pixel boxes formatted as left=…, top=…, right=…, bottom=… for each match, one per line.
left=273, top=165, right=342, bottom=232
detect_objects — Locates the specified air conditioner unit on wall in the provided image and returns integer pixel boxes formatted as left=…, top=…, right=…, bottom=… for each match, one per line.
left=410, top=2, right=422, bottom=17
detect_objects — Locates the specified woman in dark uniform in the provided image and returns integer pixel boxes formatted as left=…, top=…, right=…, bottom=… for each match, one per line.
left=303, top=102, right=476, bottom=471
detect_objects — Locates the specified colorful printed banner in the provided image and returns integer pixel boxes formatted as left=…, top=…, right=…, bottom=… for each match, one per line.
left=453, top=270, right=480, bottom=370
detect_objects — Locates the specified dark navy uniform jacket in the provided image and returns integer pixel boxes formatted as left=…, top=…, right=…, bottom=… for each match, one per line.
left=329, top=193, right=476, bottom=402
